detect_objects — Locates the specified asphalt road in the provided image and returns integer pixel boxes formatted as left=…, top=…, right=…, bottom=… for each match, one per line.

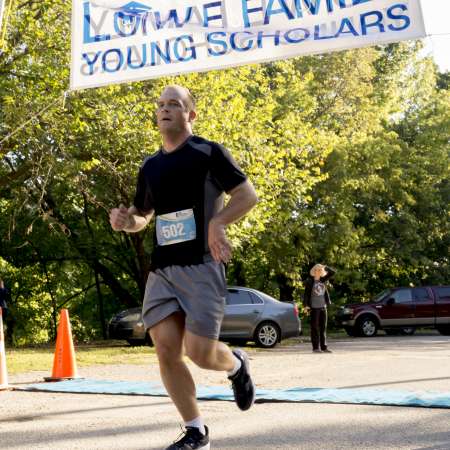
left=2, top=334, right=450, bottom=450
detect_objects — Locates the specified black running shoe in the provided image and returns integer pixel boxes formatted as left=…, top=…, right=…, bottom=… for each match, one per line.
left=228, top=349, right=255, bottom=411
left=165, top=426, right=210, bottom=450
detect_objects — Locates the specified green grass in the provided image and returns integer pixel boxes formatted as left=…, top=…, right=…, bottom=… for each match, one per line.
left=5, top=342, right=157, bottom=375
left=5, top=330, right=353, bottom=375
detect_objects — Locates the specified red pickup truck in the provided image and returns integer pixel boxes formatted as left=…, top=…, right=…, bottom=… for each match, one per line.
left=336, top=285, right=450, bottom=337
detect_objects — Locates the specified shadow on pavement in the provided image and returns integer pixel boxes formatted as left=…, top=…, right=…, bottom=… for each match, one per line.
left=0, top=399, right=171, bottom=424
left=340, top=376, right=450, bottom=389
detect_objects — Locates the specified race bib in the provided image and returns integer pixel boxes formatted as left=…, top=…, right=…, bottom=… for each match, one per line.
left=156, top=208, right=196, bottom=246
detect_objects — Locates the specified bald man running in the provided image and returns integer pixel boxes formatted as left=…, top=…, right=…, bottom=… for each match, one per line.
left=110, top=85, right=258, bottom=450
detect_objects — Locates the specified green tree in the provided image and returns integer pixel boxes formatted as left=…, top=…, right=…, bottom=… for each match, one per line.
left=1, top=2, right=448, bottom=344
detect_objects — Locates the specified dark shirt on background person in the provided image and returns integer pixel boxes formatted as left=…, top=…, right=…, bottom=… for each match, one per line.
left=303, top=266, right=336, bottom=308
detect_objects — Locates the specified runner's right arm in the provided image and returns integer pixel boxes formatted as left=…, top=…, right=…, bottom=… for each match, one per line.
left=110, top=204, right=154, bottom=233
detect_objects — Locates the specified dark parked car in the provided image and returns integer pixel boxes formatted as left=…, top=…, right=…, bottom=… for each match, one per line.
left=336, top=285, right=450, bottom=337
left=109, top=286, right=301, bottom=348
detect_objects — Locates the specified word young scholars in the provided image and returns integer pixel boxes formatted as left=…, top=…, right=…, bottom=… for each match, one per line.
left=81, top=3, right=412, bottom=76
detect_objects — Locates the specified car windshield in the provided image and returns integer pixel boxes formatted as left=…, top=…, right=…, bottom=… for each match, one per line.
left=373, top=289, right=390, bottom=303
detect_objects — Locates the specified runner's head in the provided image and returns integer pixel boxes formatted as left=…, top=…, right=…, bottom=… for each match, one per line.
left=156, top=85, right=196, bottom=136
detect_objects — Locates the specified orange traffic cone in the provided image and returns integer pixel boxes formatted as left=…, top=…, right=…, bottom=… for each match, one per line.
left=44, top=309, right=80, bottom=382
left=0, top=307, right=10, bottom=391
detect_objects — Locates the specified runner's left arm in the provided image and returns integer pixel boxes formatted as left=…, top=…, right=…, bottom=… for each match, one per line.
left=208, top=180, right=258, bottom=263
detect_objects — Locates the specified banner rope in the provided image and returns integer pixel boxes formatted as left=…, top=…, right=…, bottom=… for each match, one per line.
left=426, top=32, right=450, bottom=37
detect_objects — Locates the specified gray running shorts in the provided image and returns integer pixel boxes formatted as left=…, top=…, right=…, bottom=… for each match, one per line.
left=142, top=261, right=227, bottom=340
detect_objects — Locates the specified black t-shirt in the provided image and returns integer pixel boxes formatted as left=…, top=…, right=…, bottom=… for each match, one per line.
left=133, top=135, right=247, bottom=269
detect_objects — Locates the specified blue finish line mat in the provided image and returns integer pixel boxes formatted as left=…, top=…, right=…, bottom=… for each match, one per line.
left=16, top=379, right=450, bottom=409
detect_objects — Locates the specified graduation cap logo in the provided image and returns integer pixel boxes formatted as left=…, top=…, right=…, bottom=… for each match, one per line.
left=118, top=1, right=152, bottom=16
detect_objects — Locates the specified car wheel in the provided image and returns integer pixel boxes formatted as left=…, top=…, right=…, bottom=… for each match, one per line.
left=254, top=322, right=280, bottom=348
left=437, top=326, right=450, bottom=336
left=400, top=327, right=416, bottom=336
left=356, top=315, right=378, bottom=337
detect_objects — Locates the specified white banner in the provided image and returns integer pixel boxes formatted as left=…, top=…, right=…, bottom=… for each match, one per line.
left=71, top=0, right=426, bottom=90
